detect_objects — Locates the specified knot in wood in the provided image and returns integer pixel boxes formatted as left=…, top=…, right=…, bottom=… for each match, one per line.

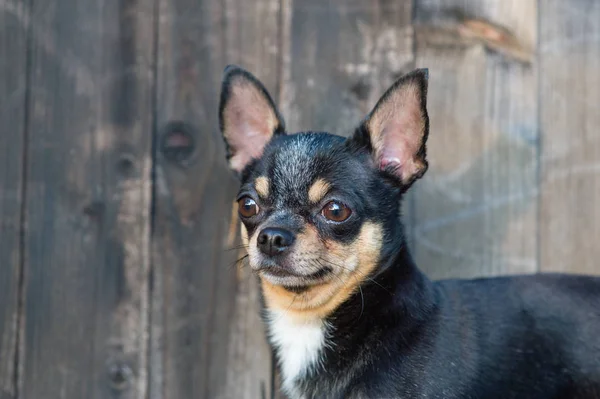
left=161, top=121, right=195, bottom=166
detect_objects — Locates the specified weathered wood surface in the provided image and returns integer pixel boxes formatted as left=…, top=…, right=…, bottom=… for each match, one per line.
left=411, top=0, right=539, bottom=279
left=539, top=0, right=600, bottom=274
left=276, top=0, right=413, bottom=395
left=280, top=0, right=414, bottom=136
left=151, top=0, right=277, bottom=398
left=0, top=1, right=27, bottom=397
left=19, top=0, right=154, bottom=397
left=0, top=1, right=599, bottom=399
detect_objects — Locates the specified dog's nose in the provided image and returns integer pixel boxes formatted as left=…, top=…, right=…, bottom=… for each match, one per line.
left=257, top=227, right=295, bottom=256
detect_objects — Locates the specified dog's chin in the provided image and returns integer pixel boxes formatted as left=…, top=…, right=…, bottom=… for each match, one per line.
left=254, top=261, right=333, bottom=287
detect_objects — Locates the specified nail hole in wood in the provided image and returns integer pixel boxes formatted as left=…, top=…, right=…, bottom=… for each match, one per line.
left=117, top=154, right=135, bottom=176
left=350, top=78, right=371, bottom=101
left=83, top=201, right=105, bottom=218
left=108, top=362, right=132, bottom=391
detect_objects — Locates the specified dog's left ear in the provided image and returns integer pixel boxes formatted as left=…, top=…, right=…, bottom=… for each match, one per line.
left=353, top=69, right=429, bottom=190
left=219, top=65, right=285, bottom=173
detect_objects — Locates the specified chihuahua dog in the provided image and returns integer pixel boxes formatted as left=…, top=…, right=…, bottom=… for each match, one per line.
left=218, top=65, right=600, bottom=399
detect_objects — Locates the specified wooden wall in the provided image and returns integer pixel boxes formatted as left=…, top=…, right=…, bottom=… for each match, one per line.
left=0, top=0, right=599, bottom=398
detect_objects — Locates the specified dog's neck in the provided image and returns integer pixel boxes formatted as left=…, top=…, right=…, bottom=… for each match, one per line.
left=329, top=244, right=437, bottom=344
left=264, top=241, right=438, bottom=398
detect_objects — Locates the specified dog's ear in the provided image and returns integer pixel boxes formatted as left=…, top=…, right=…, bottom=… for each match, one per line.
left=352, top=69, right=429, bottom=190
left=219, top=65, right=285, bottom=173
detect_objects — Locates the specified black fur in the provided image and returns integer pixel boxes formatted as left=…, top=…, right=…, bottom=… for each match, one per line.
left=298, top=262, right=600, bottom=398
left=219, top=66, right=600, bottom=399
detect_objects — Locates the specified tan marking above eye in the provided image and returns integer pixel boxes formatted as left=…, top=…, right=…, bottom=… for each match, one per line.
left=255, top=176, right=270, bottom=198
left=308, top=178, right=331, bottom=203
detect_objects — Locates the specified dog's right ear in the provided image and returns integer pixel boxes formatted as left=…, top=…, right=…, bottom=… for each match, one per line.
left=219, top=65, right=285, bottom=174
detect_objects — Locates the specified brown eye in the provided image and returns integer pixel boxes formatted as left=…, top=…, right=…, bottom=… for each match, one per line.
left=238, top=197, right=259, bottom=218
left=321, top=201, right=352, bottom=222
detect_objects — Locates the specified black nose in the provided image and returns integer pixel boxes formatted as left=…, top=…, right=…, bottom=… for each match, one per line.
left=257, top=227, right=295, bottom=256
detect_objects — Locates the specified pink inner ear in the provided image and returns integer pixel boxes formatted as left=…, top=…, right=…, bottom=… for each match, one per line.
left=373, top=96, right=425, bottom=184
left=227, top=113, right=273, bottom=171
left=223, top=79, right=279, bottom=172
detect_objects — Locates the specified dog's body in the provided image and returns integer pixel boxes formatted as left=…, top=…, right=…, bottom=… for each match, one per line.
left=218, top=66, right=600, bottom=398
left=284, top=268, right=600, bottom=398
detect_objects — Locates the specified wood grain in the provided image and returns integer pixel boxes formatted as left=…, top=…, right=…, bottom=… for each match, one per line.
left=151, top=0, right=278, bottom=397
left=539, top=0, right=600, bottom=274
left=19, top=0, right=154, bottom=397
left=1, top=1, right=599, bottom=398
left=410, top=0, right=539, bottom=279
left=276, top=0, right=413, bottom=396
left=0, top=1, right=27, bottom=397
left=280, top=0, right=414, bottom=135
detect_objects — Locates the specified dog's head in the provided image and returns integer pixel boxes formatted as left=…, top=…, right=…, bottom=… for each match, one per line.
left=219, top=65, right=429, bottom=319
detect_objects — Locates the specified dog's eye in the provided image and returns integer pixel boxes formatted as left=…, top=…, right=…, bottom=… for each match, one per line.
left=238, top=197, right=259, bottom=218
left=321, top=201, right=352, bottom=222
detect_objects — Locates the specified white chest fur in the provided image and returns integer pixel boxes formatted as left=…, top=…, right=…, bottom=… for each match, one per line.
left=267, top=310, right=329, bottom=397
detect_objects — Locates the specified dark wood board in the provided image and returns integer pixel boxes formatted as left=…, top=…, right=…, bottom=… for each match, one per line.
left=19, top=0, right=154, bottom=397
left=2, top=1, right=600, bottom=398
left=410, top=0, right=539, bottom=279
left=280, top=0, right=414, bottom=136
left=151, top=0, right=279, bottom=397
left=275, top=0, right=414, bottom=396
left=0, top=1, right=28, bottom=397
left=539, top=0, right=600, bottom=274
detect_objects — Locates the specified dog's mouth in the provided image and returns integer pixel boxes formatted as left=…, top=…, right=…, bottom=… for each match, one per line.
left=257, top=263, right=333, bottom=286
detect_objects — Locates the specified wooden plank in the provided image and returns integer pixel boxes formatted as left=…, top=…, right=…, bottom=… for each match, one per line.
left=280, top=0, right=414, bottom=135
left=410, top=0, right=539, bottom=279
left=539, top=0, right=600, bottom=274
left=276, top=0, right=413, bottom=396
left=0, top=1, right=27, bottom=397
left=151, top=0, right=278, bottom=398
left=20, top=0, right=154, bottom=397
